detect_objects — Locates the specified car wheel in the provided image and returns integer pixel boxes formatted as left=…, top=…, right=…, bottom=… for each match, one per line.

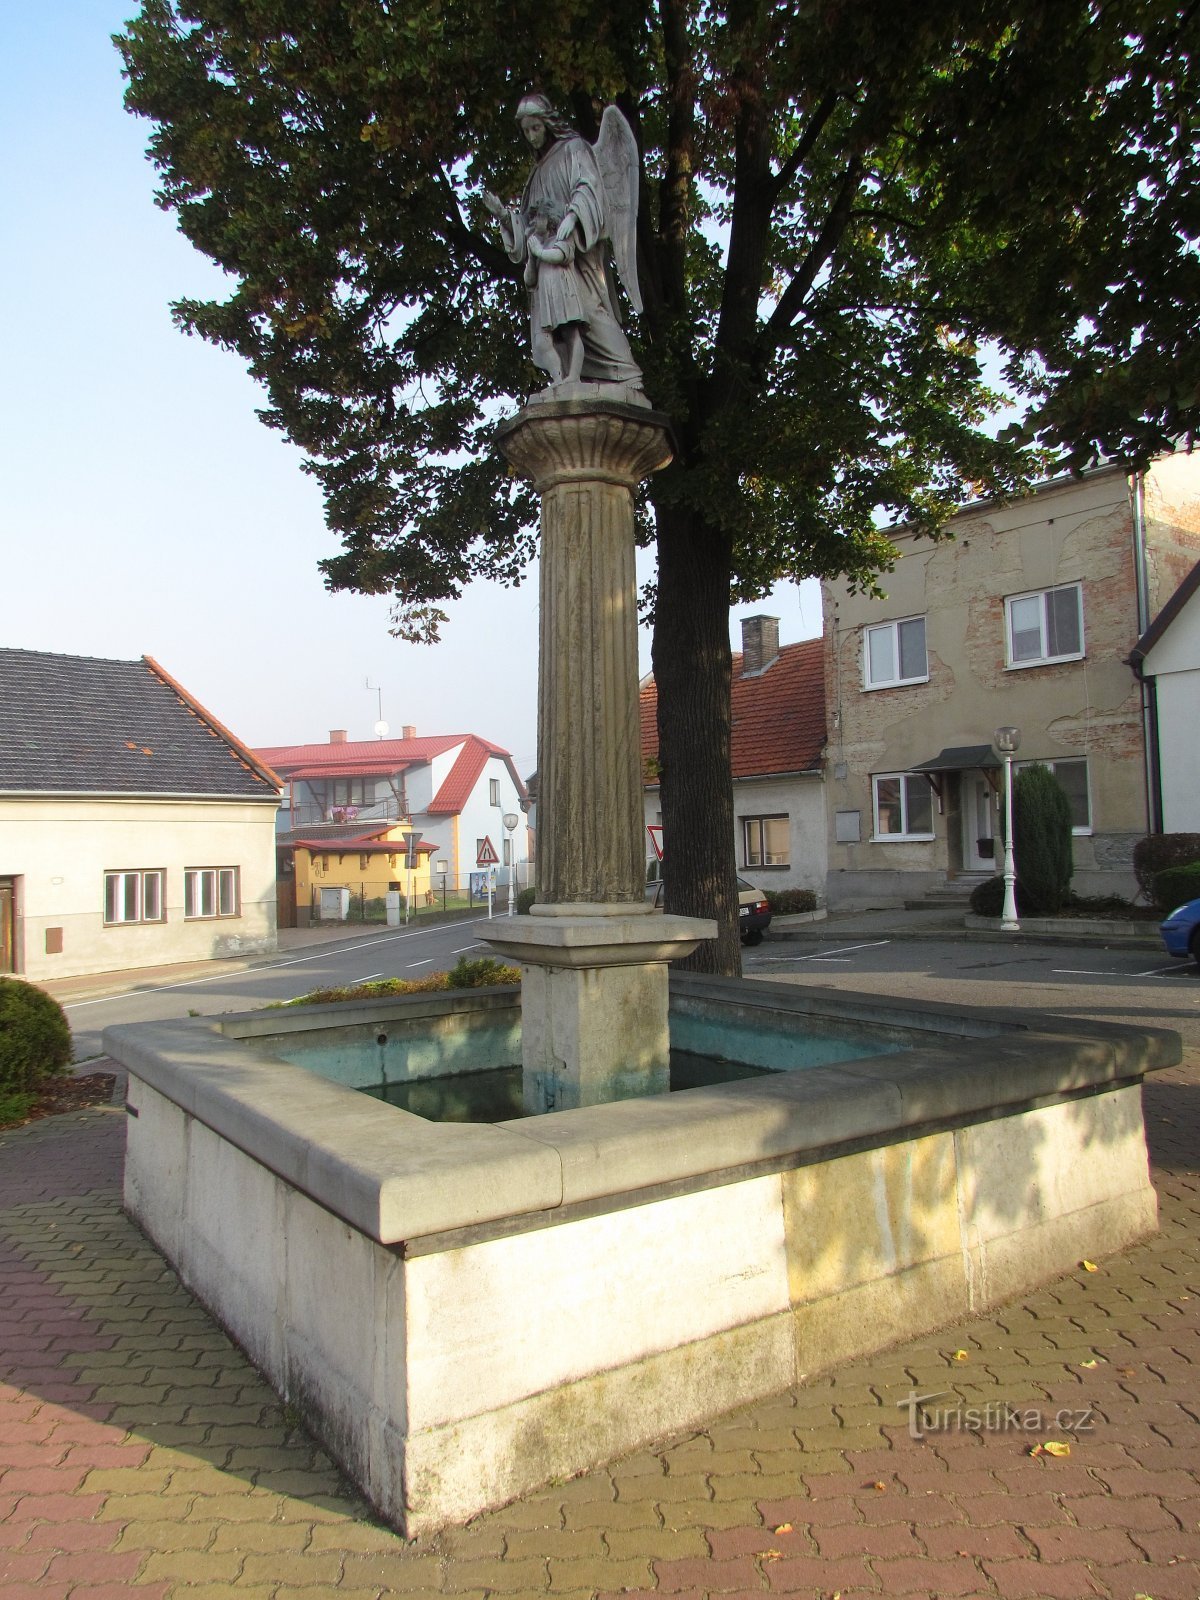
left=742, top=929, right=763, bottom=947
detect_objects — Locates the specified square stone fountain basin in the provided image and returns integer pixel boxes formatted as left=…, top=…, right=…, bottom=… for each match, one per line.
left=106, top=975, right=1178, bottom=1534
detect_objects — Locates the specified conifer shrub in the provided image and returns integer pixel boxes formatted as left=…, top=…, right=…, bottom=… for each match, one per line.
left=763, top=888, right=818, bottom=914
left=1013, top=763, right=1074, bottom=914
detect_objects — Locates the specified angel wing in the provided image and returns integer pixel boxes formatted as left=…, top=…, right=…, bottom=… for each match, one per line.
left=594, top=105, right=642, bottom=315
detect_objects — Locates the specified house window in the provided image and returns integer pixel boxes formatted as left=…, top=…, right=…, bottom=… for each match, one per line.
left=104, top=870, right=165, bottom=925
left=1015, top=758, right=1092, bottom=834
left=184, top=867, right=239, bottom=919
left=489, top=778, right=500, bottom=805
left=872, top=774, right=934, bottom=839
left=863, top=616, right=928, bottom=689
left=742, top=815, right=789, bottom=867
left=1005, top=584, right=1083, bottom=666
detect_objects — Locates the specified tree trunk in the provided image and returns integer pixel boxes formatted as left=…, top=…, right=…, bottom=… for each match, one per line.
left=651, top=501, right=742, bottom=976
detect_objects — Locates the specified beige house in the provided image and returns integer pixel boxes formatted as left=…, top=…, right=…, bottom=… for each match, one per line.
left=821, top=456, right=1200, bottom=909
left=0, top=649, right=280, bottom=981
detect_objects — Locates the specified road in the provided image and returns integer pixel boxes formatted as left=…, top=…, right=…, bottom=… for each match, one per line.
left=66, top=918, right=1199, bottom=1063
left=64, top=916, right=504, bottom=1061
left=744, top=932, right=1200, bottom=1050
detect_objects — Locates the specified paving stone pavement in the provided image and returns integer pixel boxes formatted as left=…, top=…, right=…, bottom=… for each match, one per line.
left=1, top=1056, right=1198, bottom=1600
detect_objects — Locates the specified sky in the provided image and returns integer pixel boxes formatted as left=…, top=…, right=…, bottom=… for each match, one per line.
left=0, top=3, right=820, bottom=778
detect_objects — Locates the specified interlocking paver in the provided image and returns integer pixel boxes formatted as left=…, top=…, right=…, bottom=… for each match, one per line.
left=3, top=1050, right=1200, bottom=1600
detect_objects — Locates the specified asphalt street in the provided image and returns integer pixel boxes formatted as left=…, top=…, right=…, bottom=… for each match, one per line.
left=744, top=932, right=1200, bottom=1050
left=60, top=915, right=505, bottom=1061
left=59, top=914, right=1200, bottom=1063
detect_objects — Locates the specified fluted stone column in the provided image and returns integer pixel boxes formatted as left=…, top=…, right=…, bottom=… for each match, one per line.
left=487, top=399, right=715, bottom=1111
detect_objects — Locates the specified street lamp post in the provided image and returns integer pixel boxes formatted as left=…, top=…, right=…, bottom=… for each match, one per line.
left=994, top=726, right=1021, bottom=932
left=502, top=812, right=520, bottom=915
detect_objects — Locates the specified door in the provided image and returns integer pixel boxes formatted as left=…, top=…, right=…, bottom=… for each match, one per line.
left=962, top=774, right=996, bottom=872
left=0, top=879, right=14, bottom=973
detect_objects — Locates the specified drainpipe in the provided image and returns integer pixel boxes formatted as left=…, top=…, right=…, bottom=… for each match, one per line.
left=1130, top=471, right=1162, bottom=833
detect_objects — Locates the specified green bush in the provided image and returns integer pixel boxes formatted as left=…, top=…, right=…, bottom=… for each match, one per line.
left=516, top=887, right=537, bottom=915
left=968, top=875, right=1007, bottom=917
left=764, top=888, right=818, bottom=915
left=1134, top=834, right=1200, bottom=903
left=0, top=978, right=72, bottom=1113
left=1152, top=861, right=1200, bottom=913
left=1013, top=764, right=1073, bottom=914
left=446, top=956, right=521, bottom=989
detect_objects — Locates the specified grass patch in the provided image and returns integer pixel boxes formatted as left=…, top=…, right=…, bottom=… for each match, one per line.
left=275, top=956, right=521, bottom=1008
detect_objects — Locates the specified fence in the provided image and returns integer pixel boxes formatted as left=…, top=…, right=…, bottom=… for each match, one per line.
left=307, top=866, right=530, bottom=926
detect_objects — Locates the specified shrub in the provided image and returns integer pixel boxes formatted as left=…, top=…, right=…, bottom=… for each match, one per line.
left=0, top=979, right=72, bottom=1115
left=279, top=959, right=521, bottom=1008
left=1013, top=764, right=1073, bottom=914
left=1152, top=861, right=1200, bottom=912
left=763, top=888, right=818, bottom=915
left=968, top=875, right=1007, bottom=917
left=1133, top=834, right=1200, bottom=902
left=446, top=956, right=521, bottom=989
left=516, top=887, right=537, bottom=915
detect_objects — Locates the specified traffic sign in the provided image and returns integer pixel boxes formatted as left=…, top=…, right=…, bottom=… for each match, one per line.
left=647, top=824, right=664, bottom=861
left=476, top=835, right=499, bottom=866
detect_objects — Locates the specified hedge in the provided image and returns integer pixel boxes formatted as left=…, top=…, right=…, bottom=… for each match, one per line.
left=0, top=978, right=72, bottom=1123
left=1153, top=861, right=1200, bottom=913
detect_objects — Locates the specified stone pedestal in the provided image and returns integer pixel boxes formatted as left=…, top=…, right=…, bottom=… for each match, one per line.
left=492, top=399, right=715, bottom=1109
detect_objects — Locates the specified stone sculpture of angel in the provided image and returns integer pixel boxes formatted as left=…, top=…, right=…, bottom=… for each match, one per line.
left=483, top=94, right=646, bottom=400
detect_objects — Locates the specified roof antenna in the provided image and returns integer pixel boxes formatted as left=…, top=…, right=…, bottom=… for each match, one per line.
left=365, top=678, right=388, bottom=739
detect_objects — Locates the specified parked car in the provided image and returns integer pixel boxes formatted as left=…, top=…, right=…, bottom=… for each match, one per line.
left=646, top=874, right=773, bottom=946
left=1160, top=897, right=1200, bottom=970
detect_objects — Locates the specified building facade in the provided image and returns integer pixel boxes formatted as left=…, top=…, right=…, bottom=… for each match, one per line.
left=641, top=618, right=827, bottom=895
left=821, top=457, right=1200, bottom=909
left=0, top=650, right=280, bottom=980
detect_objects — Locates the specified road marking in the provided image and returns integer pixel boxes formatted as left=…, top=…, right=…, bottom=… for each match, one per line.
left=407, top=959, right=434, bottom=968
left=356, top=972, right=383, bottom=982
left=799, top=940, right=891, bottom=961
left=1051, top=966, right=1179, bottom=979
left=453, top=944, right=484, bottom=953
left=62, top=925, right=462, bottom=1009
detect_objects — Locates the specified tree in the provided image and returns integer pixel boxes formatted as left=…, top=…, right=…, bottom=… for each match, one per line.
left=116, top=0, right=1198, bottom=973
left=1013, top=764, right=1074, bottom=915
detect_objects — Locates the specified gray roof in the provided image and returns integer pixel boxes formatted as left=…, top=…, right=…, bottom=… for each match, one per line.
left=0, top=648, right=279, bottom=799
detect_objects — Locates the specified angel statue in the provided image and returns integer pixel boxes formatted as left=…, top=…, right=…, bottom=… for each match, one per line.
left=483, top=94, right=646, bottom=401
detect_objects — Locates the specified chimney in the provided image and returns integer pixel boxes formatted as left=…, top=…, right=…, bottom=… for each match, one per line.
left=402, top=724, right=416, bottom=740
left=741, top=615, right=780, bottom=676
left=330, top=729, right=348, bottom=744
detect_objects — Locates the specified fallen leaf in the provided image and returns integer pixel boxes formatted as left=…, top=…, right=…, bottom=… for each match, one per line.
left=1117, top=1366, right=1137, bottom=1377
left=872, top=1480, right=888, bottom=1492
left=953, top=1349, right=970, bottom=1362
left=1133, top=1593, right=1155, bottom=1599
left=773, top=1524, right=793, bottom=1535
left=762, top=1549, right=782, bottom=1560
left=1042, top=1440, right=1071, bottom=1457
left=1080, top=1358, right=1099, bottom=1368
left=1028, top=1443, right=1044, bottom=1457
left=1082, top=1260, right=1098, bottom=1272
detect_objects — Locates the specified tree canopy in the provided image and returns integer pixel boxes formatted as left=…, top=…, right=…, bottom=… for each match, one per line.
left=118, top=0, right=1198, bottom=971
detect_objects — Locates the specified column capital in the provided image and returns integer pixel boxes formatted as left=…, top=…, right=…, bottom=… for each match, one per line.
left=497, top=400, right=675, bottom=493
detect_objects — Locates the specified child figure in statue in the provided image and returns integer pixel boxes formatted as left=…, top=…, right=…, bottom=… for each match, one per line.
left=525, top=205, right=586, bottom=384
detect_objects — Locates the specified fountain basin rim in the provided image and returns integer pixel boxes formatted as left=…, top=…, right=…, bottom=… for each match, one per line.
left=104, top=975, right=1179, bottom=1251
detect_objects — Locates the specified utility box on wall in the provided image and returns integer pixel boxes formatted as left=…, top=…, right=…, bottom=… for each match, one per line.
left=319, top=887, right=350, bottom=922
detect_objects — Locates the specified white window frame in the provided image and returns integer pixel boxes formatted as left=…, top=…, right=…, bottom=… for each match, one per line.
left=1014, top=758, right=1092, bottom=836
left=742, top=814, right=790, bottom=868
left=489, top=778, right=500, bottom=806
left=862, top=615, right=929, bottom=690
left=184, top=867, right=240, bottom=920
left=1005, top=583, right=1084, bottom=668
left=104, top=869, right=165, bottom=926
left=871, top=774, right=935, bottom=841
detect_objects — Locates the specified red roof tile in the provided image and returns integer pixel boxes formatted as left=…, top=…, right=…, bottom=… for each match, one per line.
left=640, top=638, right=826, bottom=780
left=428, top=735, right=528, bottom=815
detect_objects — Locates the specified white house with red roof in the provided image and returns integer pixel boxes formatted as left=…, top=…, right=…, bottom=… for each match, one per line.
left=257, top=727, right=529, bottom=920
left=640, top=617, right=828, bottom=895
